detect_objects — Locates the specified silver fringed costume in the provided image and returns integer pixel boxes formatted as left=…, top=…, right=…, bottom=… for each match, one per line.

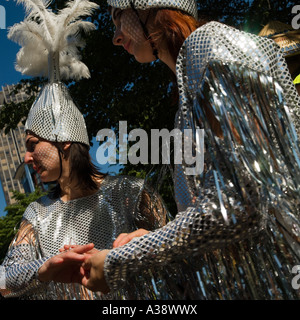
left=0, top=175, right=167, bottom=299
left=103, top=21, right=300, bottom=299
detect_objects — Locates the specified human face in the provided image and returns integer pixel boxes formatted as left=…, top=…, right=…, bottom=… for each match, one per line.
left=24, top=134, right=61, bottom=182
left=111, top=8, right=156, bottom=63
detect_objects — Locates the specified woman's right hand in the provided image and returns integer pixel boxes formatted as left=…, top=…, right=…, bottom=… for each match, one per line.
left=38, top=243, right=95, bottom=283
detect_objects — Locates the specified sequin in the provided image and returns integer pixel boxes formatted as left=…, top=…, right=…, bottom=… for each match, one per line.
left=107, top=0, right=198, bottom=19
left=0, top=176, right=168, bottom=299
left=25, top=82, right=90, bottom=146
left=104, top=22, right=300, bottom=299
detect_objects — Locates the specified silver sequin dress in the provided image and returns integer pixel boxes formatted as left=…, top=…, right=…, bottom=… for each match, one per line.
left=0, top=175, right=167, bottom=299
left=103, top=22, right=300, bottom=299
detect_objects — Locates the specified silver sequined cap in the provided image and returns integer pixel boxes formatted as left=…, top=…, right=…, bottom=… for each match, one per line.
left=25, top=53, right=90, bottom=146
left=107, top=0, right=198, bottom=19
left=25, top=82, right=90, bottom=146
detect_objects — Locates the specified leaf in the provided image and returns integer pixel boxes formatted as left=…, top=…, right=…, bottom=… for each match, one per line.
left=0, top=188, right=47, bottom=264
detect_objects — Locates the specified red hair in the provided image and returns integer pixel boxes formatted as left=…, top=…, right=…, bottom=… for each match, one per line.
left=149, top=10, right=225, bottom=138
left=150, top=9, right=203, bottom=64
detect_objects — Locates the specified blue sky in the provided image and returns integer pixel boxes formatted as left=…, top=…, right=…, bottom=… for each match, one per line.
left=0, top=1, right=25, bottom=217
left=0, top=1, right=26, bottom=87
left=0, top=1, right=120, bottom=217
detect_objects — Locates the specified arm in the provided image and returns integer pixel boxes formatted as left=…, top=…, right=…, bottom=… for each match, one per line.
left=103, top=173, right=261, bottom=292
left=81, top=193, right=260, bottom=293
left=0, top=219, right=95, bottom=298
left=0, top=219, right=51, bottom=298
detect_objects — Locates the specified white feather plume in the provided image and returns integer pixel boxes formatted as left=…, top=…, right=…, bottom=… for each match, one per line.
left=8, top=0, right=99, bottom=81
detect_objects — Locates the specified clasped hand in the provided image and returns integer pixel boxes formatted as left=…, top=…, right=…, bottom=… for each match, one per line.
left=37, top=228, right=149, bottom=293
left=37, top=243, right=110, bottom=293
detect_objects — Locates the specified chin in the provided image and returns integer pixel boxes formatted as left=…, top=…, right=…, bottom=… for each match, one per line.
left=39, top=173, right=51, bottom=183
left=134, top=55, right=156, bottom=63
left=132, top=45, right=156, bottom=63
left=40, top=177, right=49, bottom=183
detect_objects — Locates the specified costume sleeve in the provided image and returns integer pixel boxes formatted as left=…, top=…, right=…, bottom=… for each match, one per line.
left=104, top=164, right=262, bottom=292
left=0, top=218, right=51, bottom=298
left=103, top=60, right=300, bottom=292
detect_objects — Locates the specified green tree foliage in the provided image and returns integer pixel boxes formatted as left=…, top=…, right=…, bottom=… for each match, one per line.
left=2, top=0, right=295, bottom=136
left=0, top=0, right=295, bottom=232
left=244, top=0, right=295, bottom=34
left=0, top=188, right=47, bottom=263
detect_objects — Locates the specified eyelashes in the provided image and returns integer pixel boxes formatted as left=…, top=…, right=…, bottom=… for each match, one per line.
left=26, top=135, right=39, bottom=152
left=26, top=140, right=40, bottom=152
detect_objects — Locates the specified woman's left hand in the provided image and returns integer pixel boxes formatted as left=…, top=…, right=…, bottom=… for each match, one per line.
left=113, top=228, right=149, bottom=248
left=81, top=249, right=110, bottom=293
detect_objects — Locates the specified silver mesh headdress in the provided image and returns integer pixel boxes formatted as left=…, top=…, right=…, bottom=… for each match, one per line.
left=25, top=81, right=90, bottom=145
left=8, top=0, right=99, bottom=146
left=107, top=0, right=198, bottom=19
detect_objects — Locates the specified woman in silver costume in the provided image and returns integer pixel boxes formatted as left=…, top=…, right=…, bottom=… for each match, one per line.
left=0, top=0, right=167, bottom=300
left=0, top=122, right=166, bottom=300
left=40, top=0, right=300, bottom=299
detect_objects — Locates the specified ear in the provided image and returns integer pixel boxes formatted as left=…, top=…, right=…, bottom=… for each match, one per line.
left=63, top=142, right=72, bottom=151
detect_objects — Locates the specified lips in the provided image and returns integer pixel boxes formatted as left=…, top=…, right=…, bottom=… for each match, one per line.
left=33, top=164, right=43, bottom=174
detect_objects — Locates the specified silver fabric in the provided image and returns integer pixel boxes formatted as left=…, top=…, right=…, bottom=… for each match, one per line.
left=103, top=22, right=300, bottom=299
left=25, top=82, right=90, bottom=146
left=0, top=175, right=167, bottom=299
left=107, top=0, right=198, bottom=19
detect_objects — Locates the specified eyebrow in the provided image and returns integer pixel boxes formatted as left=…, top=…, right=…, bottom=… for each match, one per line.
left=25, top=136, right=38, bottom=146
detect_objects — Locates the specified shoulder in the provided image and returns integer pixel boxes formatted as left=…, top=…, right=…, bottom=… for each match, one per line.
left=179, top=20, right=276, bottom=57
left=176, top=22, right=237, bottom=73
left=23, top=194, right=57, bottom=222
left=182, top=21, right=230, bottom=47
left=176, top=21, right=278, bottom=83
left=101, top=175, right=145, bottom=201
left=184, top=21, right=257, bottom=45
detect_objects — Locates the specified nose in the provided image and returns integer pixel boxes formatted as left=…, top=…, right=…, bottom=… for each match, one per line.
left=24, top=151, right=33, bottom=164
left=112, top=27, right=124, bottom=46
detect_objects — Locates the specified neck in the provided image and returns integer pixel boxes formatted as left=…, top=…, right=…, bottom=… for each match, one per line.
left=58, top=173, right=98, bottom=202
left=58, top=176, right=80, bottom=202
left=159, top=50, right=176, bottom=74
